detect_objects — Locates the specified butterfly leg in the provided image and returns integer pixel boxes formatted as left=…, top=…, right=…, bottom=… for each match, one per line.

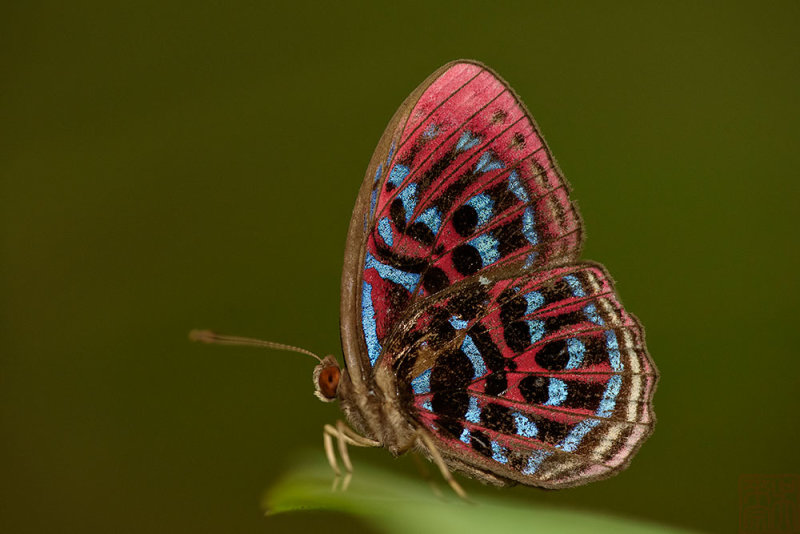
left=322, top=421, right=379, bottom=491
left=323, top=429, right=341, bottom=477
left=418, top=430, right=470, bottom=501
left=411, top=452, right=443, bottom=498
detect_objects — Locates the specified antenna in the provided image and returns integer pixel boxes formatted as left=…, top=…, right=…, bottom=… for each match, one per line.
left=189, top=329, right=323, bottom=363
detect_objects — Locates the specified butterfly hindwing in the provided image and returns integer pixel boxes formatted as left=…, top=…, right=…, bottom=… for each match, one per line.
left=348, top=61, right=583, bottom=373
left=386, top=263, right=656, bottom=487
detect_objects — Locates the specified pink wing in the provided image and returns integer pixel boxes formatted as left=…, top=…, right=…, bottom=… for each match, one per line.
left=388, top=264, right=656, bottom=487
left=351, top=61, right=583, bottom=369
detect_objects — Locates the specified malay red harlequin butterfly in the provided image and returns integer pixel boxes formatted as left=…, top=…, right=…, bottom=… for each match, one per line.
left=193, top=60, right=658, bottom=497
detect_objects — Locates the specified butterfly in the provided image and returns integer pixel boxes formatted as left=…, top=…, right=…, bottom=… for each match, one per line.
left=194, top=60, right=658, bottom=497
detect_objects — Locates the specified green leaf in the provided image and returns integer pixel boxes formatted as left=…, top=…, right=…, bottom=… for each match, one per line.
left=263, top=457, right=693, bottom=534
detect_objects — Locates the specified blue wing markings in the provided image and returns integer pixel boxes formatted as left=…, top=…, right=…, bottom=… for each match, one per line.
left=377, top=217, right=393, bottom=246
left=564, top=274, right=586, bottom=297
left=605, top=330, right=623, bottom=372
left=398, top=183, right=418, bottom=222
left=474, top=150, right=504, bottom=174
left=522, top=450, right=552, bottom=475
left=524, top=291, right=544, bottom=314
left=364, top=252, right=420, bottom=292
left=369, top=189, right=378, bottom=218
left=411, top=368, right=431, bottom=394
left=466, top=396, right=481, bottom=424
left=491, top=441, right=509, bottom=464
left=513, top=411, right=539, bottom=438
left=521, top=207, right=539, bottom=245
left=507, top=170, right=529, bottom=202
left=528, top=319, right=545, bottom=344
left=545, top=378, right=568, bottom=406
left=449, top=315, right=468, bottom=329
left=422, top=123, right=440, bottom=139
left=417, top=206, right=442, bottom=234
left=468, top=234, right=500, bottom=266
left=584, top=303, right=604, bottom=325
left=465, top=193, right=494, bottom=226
left=462, top=334, right=488, bottom=379
left=565, top=337, right=585, bottom=370
left=596, top=375, right=622, bottom=418
left=360, top=281, right=382, bottom=366
left=455, top=130, right=482, bottom=152
left=385, top=141, right=395, bottom=168
left=558, top=419, right=601, bottom=453
left=388, top=164, right=409, bottom=188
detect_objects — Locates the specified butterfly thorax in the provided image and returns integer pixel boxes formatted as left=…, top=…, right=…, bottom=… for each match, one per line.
left=337, top=364, right=418, bottom=456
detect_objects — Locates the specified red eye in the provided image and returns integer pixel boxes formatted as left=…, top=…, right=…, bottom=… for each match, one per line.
left=318, top=366, right=340, bottom=399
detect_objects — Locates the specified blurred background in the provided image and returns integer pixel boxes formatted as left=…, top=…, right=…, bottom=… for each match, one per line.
left=2, top=2, right=798, bottom=533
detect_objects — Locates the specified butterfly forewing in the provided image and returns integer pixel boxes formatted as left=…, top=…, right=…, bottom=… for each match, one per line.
left=350, top=61, right=583, bottom=371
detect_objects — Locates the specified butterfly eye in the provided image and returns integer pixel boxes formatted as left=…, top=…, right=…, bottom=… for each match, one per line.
left=318, top=366, right=340, bottom=399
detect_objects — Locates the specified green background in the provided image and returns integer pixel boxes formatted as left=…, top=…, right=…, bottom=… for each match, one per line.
left=3, top=2, right=798, bottom=533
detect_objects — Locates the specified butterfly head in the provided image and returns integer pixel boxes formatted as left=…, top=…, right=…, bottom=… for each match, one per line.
left=312, top=355, right=341, bottom=402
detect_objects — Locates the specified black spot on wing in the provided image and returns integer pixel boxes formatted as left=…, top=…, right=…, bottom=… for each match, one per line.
left=431, top=390, right=469, bottom=421
left=486, top=180, right=517, bottom=215
left=431, top=349, right=472, bottom=394
left=492, top=109, right=508, bottom=123
left=431, top=347, right=472, bottom=438
left=499, top=291, right=527, bottom=324
left=437, top=417, right=464, bottom=440
left=418, top=151, right=460, bottom=197
left=519, top=375, right=549, bottom=404
left=436, top=172, right=475, bottom=214
left=421, top=266, right=449, bottom=294
left=390, top=198, right=406, bottom=232
left=453, top=205, right=478, bottom=237
left=481, top=403, right=516, bottom=434
left=469, top=322, right=511, bottom=394
left=447, top=283, right=488, bottom=320
left=485, top=372, right=508, bottom=396
left=509, top=451, right=527, bottom=471
left=535, top=339, right=570, bottom=371
left=494, top=219, right=529, bottom=258
left=427, top=309, right=457, bottom=349
left=499, top=288, right=533, bottom=353
left=468, top=323, right=506, bottom=372
left=534, top=415, right=572, bottom=445
left=372, top=242, right=429, bottom=273
left=406, top=221, right=436, bottom=246
left=452, top=244, right=482, bottom=276
left=504, top=322, right=530, bottom=352
left=541, top=279, right=571, bottom=304
left=470, top=429, right=492, bottom=458
left=543, top=310, right=585, bottom=333
left=561, top=380, right=608, bottom=411
left=582, top=335, right=610, bottom=366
